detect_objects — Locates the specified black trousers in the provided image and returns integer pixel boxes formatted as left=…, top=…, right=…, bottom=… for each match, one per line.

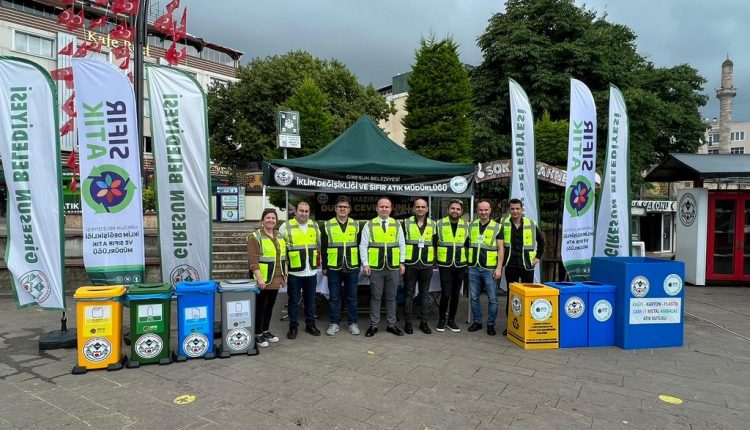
left=255, top=289, right=279, bottom=333
left=504, top=266, right=534, bottom=318
left=438, top=266, right=466, bottom=322
left=403, top=266, right=433, bottom=323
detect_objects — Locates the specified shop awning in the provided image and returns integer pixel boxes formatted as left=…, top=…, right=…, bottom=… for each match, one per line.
left=644, top=153, right=750, bottom=182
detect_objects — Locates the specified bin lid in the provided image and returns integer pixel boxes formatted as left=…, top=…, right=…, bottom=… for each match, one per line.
left=74, top=285, right=127, bottom=299
left=509, top=282, right=560, bottom=297
left=545, top=282, right=587, bottom=294
left=128, top=283, right=174, bottom=295
left=581, top=281, right=616, bottom=292
left=218, top=279, right=259, bottom=293
left=175, top=280, right=216, bottom=294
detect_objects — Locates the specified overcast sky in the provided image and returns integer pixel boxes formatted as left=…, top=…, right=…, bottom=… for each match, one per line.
left=183, top=0, right=750, bottom=121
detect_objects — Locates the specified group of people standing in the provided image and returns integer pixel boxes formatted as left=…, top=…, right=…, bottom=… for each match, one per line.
left=246, top=196, right=544, bottom=348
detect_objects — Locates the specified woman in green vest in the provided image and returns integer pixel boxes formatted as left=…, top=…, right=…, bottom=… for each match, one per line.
left=248, top=208, right=287, bottom=348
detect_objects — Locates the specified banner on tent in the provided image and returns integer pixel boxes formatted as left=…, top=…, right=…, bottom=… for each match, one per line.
left=72, top=58, right=144, bottom=285
left=0, top=57, right=65, bottom=309
left=147, top=65, right=212, bottom=286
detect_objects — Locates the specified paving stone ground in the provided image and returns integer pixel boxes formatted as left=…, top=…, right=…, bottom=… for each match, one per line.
left=0, top=286, right=749, bottom=429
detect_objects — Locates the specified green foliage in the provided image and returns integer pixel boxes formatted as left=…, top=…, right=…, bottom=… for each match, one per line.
left=207, top=51, right=391, bottom=169
left=403, top=35, right=472, bottom=163
left=471, top=0, right=707, bottom=196
left=142, top=185, right=156, bottom=213
left=284, top=78, right=334, bottom=157
left=535, top=111, right=569, bottom=167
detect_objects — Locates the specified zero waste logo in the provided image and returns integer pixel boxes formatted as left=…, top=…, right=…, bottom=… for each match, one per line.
left=565, top=175, right=593, bottom=217
left=83, top=165, right=136, bottom=214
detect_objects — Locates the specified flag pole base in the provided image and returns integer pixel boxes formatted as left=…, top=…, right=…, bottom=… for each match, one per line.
left=39, top=311, right=77, bottom=350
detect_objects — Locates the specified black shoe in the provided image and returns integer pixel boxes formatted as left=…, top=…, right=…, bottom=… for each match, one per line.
left=287, top=327, right=298, bottom=339
left=404, top=322, right=413, bottom=335
left=502, top=328, right=508, bottom=336
left=365, top=326, right=378, bottom=337
left=387, top=326, right=404, bottom=336
left=447, top=320, right=460, bottom=332
left=487, top=325, right=496, bottom=336
left=436, top=320, right=446, bottom=332
left=468, top=322, right=483, bottom=332
left=305, top=325, right=321, bottom=336
left=420, top=322, right=432, bottom=334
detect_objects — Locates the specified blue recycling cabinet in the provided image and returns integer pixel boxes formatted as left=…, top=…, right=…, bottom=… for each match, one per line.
left=546, top=282, right=588, bottom=348
left=176, top=281, right=217, bottom=359
left=582, top=281, right=616, bottom=347
left=591, top=257, right=685, bottom=349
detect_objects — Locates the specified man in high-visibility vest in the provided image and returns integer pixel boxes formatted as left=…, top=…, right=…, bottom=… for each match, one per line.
left=498, top=198, right=545, bottom=336
left=402, top=197, right=437, bottom=334
left=359, top=197, right=406, bottom=337
left=467, top=199, right=502, bottom=336
left=279, top=201, right=322, bottom=339
left=435, top=199, right=469, bottom=333
left=321, top=196, right=361, bottom=336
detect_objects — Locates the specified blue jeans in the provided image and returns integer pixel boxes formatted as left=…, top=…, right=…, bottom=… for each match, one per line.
left=469, top=266, right=498, bottom=326
left=287, top=274, right=317, bottom=329
left=327, top=269, right=359, bottom=325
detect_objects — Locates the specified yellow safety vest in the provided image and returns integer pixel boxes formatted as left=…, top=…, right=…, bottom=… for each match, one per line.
left=283, top=218, right=319, bottom=272
left=325, top=218, right=360, bottom=270
left=367, top=217, right=400, bottom=270
left=436, top=217, right=469, bottom=267
left=249, top=230, right=286, bottom=283
left=403, top=216, right=435, bottom=265
left=468, top=219, right=500, bottom=269
left=499, top=216, right=537, bottom=270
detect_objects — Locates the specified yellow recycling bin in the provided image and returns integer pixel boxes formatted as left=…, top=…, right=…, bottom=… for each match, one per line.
left=73, top=285, right=128, bottom=374
left=506, top=283, right=560, bottom=350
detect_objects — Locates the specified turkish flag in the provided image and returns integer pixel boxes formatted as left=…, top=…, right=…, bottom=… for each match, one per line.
left=50, top=67, right=73, bottom=81
left=60, top=117, right=75, bottom=136
left=165, top=0, right=180, bottom=14
left=62, top=93, right=76, bottom=117
left=153, top=13, right=174, bottom=35
left=66, top=150, right=77, bottom=171
left=165, top=42, right=186, bottom=66
left=72, top=43, right=89, bottom=58
left=57, top=7, right=73, bottom=25
left=66, top=9, right=85, bottom=31
left=109, top=22, right=134, bottom=41
left=89, top=16, right=107, bottom=30
left=86, top=40, right=103, bottom=52
left=172, top=8, right=187, bottom=41
left=118, top=56, right=130, bottom=70
left=58, top=41, right=74, bottom=56
left=69, top=175, right=78, bottom=193
left=112, top=0, right=139, bottom=15
left=112, top=45, right=130, bottom=60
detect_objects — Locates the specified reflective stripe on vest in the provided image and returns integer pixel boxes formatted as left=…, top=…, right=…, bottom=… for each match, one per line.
left=367, top=217, right=400, bottom=270
left=250, top=230, right=287, bottom=283
left=500, top=216, right=537, bottom=270
left=285, top=219, right=319, bottom=271
left=436, top=217, right=468, bottom=267
left=468, top=219, right=500, bottom=269
left=325, top=218, right=360, bottom=270
left=403, top=216, right=435, bottom=265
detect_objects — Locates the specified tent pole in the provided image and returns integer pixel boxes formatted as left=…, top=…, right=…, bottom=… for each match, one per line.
left=470, top=195, right=474, bottom=219
left=428, top=196, right=432, bottom=219
left=284, top=148, right=289, bottom=220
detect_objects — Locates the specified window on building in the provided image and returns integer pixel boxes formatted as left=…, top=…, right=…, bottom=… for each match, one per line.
left=208, top=76, right=230, bottom=88
left=730, top=147, right=744, bottom=154
left=708, top=148, right=719, bottom=154
left=12, top=30, right=55, bottom=58
left=709, top=133, right=720, bottom=144
left=731, top=131, right=746, bottom=141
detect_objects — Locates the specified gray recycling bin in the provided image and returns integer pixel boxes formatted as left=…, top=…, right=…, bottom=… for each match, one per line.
left=218, top=280, right=260, bottom=358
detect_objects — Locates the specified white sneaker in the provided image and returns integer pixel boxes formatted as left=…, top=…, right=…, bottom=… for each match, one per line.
left=349, top=323, right=360, bottom=335
left=326, top=323, right=340, bottom=336
left=255, top=334, right=269, bottom=348
left=263, top=331, right=279, bottom=343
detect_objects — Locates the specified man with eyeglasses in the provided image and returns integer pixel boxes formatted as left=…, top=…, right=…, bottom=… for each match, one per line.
left=321, top=196, right=362, bottom=336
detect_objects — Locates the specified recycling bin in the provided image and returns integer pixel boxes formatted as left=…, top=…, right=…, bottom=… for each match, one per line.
left=591, top=257, right=685, bottom=349
left=176, top=280, right=217, bottom=360
left=546, top=282, right=587, bottom=348
left=72, top=285, right=127, bottom=374
left=583, top=281, right=616, bottom=347
left=126, top=283, right=174, bottom=367
left=218, top=279, right=260, bottom=358
left=506, top=283, right=559, bottom=350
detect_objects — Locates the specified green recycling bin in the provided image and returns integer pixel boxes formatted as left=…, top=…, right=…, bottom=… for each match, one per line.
left=126, top=283, right=174, bottom=367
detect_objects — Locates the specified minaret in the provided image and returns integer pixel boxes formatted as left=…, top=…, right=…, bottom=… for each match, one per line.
left=716, top=56, right=736, bottom=154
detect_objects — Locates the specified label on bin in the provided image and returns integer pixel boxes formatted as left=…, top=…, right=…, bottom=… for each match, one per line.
left=82, top=337, right=112, bottom=362
left=511, top=295, right=522, bottom=317
left=226, top=300, right=251, bottom=328
left=629, top=298, right=681, bottom=324
left=135, top=333, right=163, bottom=359
left=530, top=299, right=552, bottom=321
left=183, top=333, right=209, bottom=357
left=184, top=306, right=208, bottom=329
left=630, top=276, right=650, bottom=298
left=84, top=305, right=112, bottom=336
left=592, top=299, right=613, bottom=322
left=564, top=296, right=585, bottom=318
left=226, top=327, right=251, bottom=351
left=663, top=274, right=683, bottom=296
left=136, top=304, right=164, bottom=334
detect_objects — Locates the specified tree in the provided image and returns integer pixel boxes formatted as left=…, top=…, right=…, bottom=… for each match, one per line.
left=403, top=36, right=472, bottom=163
left=471, top=0, right=707, bottom=194
left=207, top=51, right=391, bottom=170
left=283, top=78, right=334, bottom=157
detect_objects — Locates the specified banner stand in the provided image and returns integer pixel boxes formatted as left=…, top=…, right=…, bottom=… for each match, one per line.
left=38, top=312, right=77, bottom=350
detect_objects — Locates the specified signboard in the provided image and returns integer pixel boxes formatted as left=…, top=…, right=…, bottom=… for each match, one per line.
left=629, top=298, right=682, bottom=324
left=631, top=200, right=676, bottom=213
left=476, top=160, right=600, bottom=187
left=277, top=110, right=300, bottom=149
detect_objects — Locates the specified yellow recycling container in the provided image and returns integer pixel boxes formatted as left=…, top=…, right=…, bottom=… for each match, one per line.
left=73, top=285, right=128, bottom=374
left=506, top=283, right=560, bottom=350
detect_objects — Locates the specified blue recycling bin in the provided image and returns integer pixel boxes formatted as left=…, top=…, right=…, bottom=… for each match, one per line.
left=546, top=282, right=588, bottom=348
left=591, top=257, right=685, bottom=349
left=582, top=281, right=616, bottom=347
left=176, top=280, right=217, bottom=360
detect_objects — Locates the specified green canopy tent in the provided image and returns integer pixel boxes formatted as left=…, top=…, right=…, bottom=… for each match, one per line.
left=263, top=116, right=474, bottom=197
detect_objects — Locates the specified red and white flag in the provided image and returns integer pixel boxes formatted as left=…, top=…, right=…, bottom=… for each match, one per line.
left=65, top=9, right=85, bottom=31
left=89, top=16, right=107, bottom=30
left=112, top=0, right=139, bottom=15
left=58, top=41, right=74, bottom=56
left=62, top=93, right=76, bottom=117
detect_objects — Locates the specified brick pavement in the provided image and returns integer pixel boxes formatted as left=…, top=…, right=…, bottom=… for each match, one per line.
left=0, top=286, right=749, bottom=429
